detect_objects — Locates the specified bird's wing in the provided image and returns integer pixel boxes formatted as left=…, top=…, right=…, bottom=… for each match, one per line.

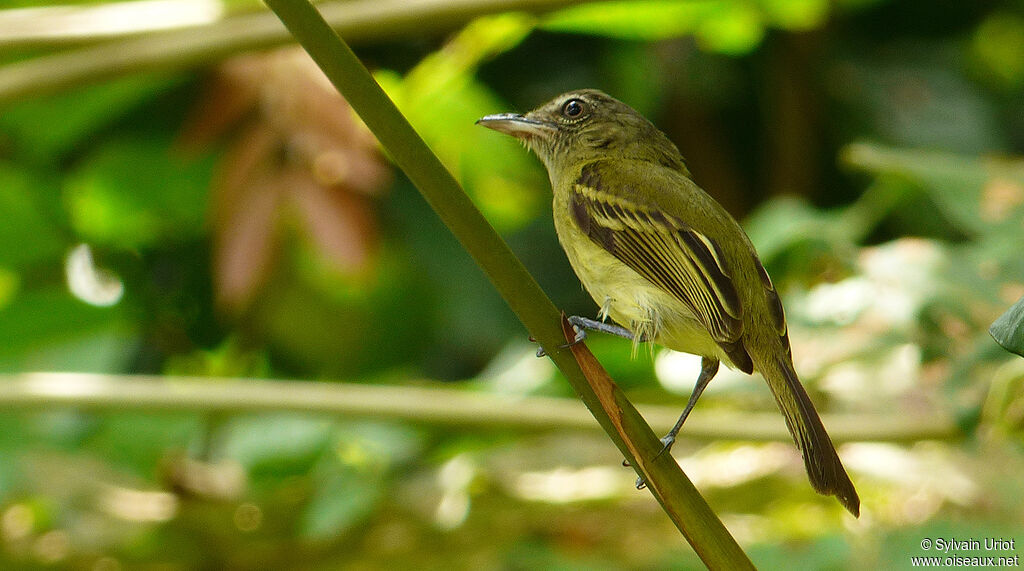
left=570, top=162, right=744, bottom=346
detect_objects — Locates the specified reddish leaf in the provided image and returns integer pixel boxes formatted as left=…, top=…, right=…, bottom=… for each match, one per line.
left=213, top=175, right=282, bottom=311
left=289, top=174, right=375, bottom=273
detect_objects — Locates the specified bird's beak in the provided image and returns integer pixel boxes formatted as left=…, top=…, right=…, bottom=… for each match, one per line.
left=476, top=113, right=555, bottom=139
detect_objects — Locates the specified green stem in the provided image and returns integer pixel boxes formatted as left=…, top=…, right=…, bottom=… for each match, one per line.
left=0, top=372, right=959, bottom=443
left=263, top=0, right=753, bottom=567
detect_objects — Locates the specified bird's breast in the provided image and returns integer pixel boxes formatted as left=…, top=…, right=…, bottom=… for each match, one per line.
left=552, top=192, right=724, bottom=359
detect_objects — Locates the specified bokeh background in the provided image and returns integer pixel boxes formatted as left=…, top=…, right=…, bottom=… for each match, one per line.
left=1, top=0, right=1023, bottom=568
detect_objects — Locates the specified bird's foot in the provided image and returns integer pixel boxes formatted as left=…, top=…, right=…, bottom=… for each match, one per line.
left=654, top=434, right=676, bottom=460
left=632, top=435, right=676, bottom=489
left=529, top=324, right=587, bottom=358
left=567, top=315, right=638, bottom=341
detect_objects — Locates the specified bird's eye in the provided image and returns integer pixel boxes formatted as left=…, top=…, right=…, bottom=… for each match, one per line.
left=561, top=98, right=585, bottom=119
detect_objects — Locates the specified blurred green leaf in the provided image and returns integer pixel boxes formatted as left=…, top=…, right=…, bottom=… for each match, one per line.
left=300, top=460, right=383, bottom=540
left=64, top=137, right=214, bottom=248
left=254, top=245, right=438, bottom=376
left=971, top=11, right=1024, bottom=91
left=0, top=269, right=17, bottom=310
left=982, top=358, right=1024, bottom=442
left=377, top=13, right=544, bottom=231
left=694, top=2, right=764, bottom=55
left=163, top=337, right=270, bottom=378
left=221, top=415, right=332, bottom=477
left=758, top=0, right=829, bottom=30
left=17, top=329, right=136, bottom=373
left=0, top=74, right=180, bottom=161
left=332, top=421, right=426, bottom=469
left=834, top=0, right=887, bottom=8
left=85, top=413, right=203, bottom=475
left=600, top=42, right=667, bottom=118
left=542, top=1, right=711, bottom=40
left=0, top=289, right=123, bottom=370
left=297, top=422, right=421, bottom=540
left=0, top=164, right=65, bottom=267
left=744, top=196, right=841, bottom=261
left=542, top=0, right=767, bottom=54
left=991, top=295, right=1024, bottom=357
left=842, top=143, right=1024, bottom=235
left=382, top=181, right=523, bottom=377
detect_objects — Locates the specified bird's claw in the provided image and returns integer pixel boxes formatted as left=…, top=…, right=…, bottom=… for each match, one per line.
left=629, top=435, right=676, bottom=490
left=653, top=435, right=675, bottom=460
left=565, top=317, right=590, bottom=344
left=529, top=325, right=587, bottom=358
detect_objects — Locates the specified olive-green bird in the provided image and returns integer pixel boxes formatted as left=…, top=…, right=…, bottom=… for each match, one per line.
left=478, top=89, right=859, bottom=516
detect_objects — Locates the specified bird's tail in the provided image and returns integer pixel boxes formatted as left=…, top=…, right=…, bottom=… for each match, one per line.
left=755, top=351, right=860, bottom=517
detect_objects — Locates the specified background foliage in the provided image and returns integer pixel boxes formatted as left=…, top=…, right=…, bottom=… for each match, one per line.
left=1, top=0, right=1023, bottom=568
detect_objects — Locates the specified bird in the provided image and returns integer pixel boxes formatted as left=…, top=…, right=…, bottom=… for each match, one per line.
left=477, top=89, right=859, bottom=516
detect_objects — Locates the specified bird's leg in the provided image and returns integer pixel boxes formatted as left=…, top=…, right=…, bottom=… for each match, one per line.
left=635, top=357, right=719, bottom=489
left=533, top=315, right=644, bottom=357
left=656, top=357, right=719, bottom=457
left=567, top=315, right=641, bottom=342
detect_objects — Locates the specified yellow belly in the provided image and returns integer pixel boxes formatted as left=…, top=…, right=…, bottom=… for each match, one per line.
left=552, top=198, right=727, bottom=362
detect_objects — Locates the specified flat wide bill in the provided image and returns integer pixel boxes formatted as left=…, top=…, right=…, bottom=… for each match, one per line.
left=476, top=113, right=555, bottom=138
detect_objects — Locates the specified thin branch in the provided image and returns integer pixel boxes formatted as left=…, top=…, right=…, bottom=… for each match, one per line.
left=0, top=372, right=959, bottom=443
left=0, top=0, right=584, bottom=105
left=0, top=0, right=226, bottom=46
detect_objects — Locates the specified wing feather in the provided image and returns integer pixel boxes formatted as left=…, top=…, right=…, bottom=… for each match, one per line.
left=570, top=168, right=744, bottom=344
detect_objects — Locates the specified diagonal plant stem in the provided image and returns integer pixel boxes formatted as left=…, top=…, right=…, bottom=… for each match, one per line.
left=262, top=0, right=754, bottom=567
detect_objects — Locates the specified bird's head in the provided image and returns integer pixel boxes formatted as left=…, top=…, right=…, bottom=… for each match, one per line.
left=477, top=89, right=684, bottom=173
